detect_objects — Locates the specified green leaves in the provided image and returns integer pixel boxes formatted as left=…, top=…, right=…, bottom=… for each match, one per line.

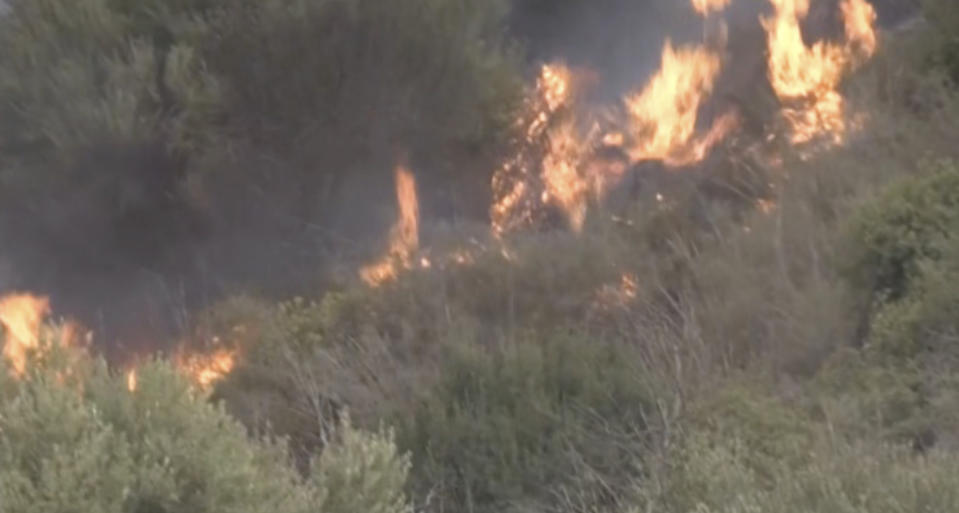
left=0, top=334, right=412, bottom=513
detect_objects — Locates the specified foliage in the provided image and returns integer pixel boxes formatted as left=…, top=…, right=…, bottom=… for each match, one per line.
left=841, top=159, right=959, bottom=304
left=398, top=333, right=657, bottom=513
left=644, top=431, right=959, bottom=513
left=0, top=0, right=524, bottom=318
left=922, top=0, right=959, bottom=84
left=0, top=334, right=412, bottom=513
left=311, top=416, right=412, bottom=513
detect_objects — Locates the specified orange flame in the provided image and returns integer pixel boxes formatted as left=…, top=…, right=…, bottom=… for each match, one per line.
left=492, top=63, right=578, bottom=235
left=841, top=0, right=878, bottom=56
left=541, top=119, right=591, bottom=232
left=624, top=40, right=736, bottom=166
left=762, top=0, right=877, bottom=145
left=126, top=368, right=137, bottom=392
left=176, top=349, right=236, bottom=390
left=593, top=272, right=640, bottom=311
left=0, top=293, right=51, bottom=376
left=360, top=162, right=421, bottom=286
left=692, top=0, right=730, bottom=16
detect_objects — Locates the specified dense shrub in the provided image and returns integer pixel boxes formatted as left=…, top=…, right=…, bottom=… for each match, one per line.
left=644, top=431, right=959, bottom=513
left=0, top=330, right=413, bottom=513
left=398, top=333, right=658, bottom=513
left=922, top=0, right=959, bottom=84
left=842, top=159, right=959, bottom=304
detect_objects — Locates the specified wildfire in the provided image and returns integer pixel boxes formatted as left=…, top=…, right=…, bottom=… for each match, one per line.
left=541, top=119, right=591, bottom=232
left=842, top=0, right=878, bottom=55
left=491, top=63, right=580, bottom=235
left=0, top=290, right=241, bottom=390
left=762, top=0, right=877, bottom=145
left=175, top=349, right=237, bottom=390
left=593, top=272, right=640, bottom=311
left=692, top=0, right=731, bottom=16
left=0, top=293, right=51, bottom=376
left=126, top=368, right=137, bottom=391
left=624, top=40, right=736, bottom=166
left=491, top=20, right=747, bottom=235
left=360, top=162, right=421, bottom=286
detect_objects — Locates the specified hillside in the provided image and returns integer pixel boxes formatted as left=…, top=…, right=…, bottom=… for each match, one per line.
left=2, top=0, right=959, bottom=512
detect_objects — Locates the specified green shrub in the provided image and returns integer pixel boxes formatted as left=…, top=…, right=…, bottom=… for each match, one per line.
left=842, top=159, right=959, bottom=304
left=311, top=416, right=412, bottom=513
left=644, top=433, right=959, bottom=513
left=813, top=348, right=931, bottom=444
left=923, top=0, right=959, bottom=85
left=686, top=385, right=815, bottom=479
left=641, top=383, right=959, bottom=513
left=398, top=333, right=657, bottom=513
left=0, top=330, right=413, bottom=513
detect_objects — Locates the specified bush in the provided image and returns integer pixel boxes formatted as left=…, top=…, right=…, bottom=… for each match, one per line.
left=640, top=382, right=959, bottom=513
left=842, top=159, right=959, bottom=304
left=398, top=333, right=658, bottom=513
left=0, top=330, right=413, bottom=513
left=644, top=432, right=959, bottom=513
left=922, top=0, right=959, bottom=84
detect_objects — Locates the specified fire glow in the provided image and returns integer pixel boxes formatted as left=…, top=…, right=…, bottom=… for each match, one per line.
left=360, top=162, right=422, bottom=287
left=0, top=293, right=51, bottom=376
left=623, top=40, right=735, bottom=166
left=692, top=0, right=731, bottom=16
left=0, top=292, right=239, bottom=390
left=762, top=0, right=878, bottom=144
left=487, top=0, right=878, bottom=238
left=175, top=348, right=237, bottom=391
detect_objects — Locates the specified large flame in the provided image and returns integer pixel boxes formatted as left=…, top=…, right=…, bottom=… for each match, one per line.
left=492, top=33, right=743, bottom=234
left=624, top=40, right=735, bottom=167
left=541, top=119, right=592, bottom=232
left=0, top=293, right=51, bottom=376
left=762, top=0, right=877, bottom=145
left=492, top=63, right=582, bottom=235
left=360, top=162, right=421, bottom=286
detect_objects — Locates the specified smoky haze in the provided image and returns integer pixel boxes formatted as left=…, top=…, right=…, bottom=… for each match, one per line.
left=0, top=0, right=920, bottom=360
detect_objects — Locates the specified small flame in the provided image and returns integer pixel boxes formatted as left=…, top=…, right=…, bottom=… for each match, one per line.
left=624, top=40, right=733, bottom=166
left=360, top=162, right=421, bottom=286
left=762, top=0, right=877, bottom=145
left=126, top=369, right=137, bottom=392
left=0, top=293, right=51, bottom=376
left=176, top=349, right=236, bottom=390
left=692, top=0, right=730, bottom=16
left=619, top=273, right=639, bottom=299
left=757, top=198, right=778, bottom=214
left=593, top=273, right=640, bottom=311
